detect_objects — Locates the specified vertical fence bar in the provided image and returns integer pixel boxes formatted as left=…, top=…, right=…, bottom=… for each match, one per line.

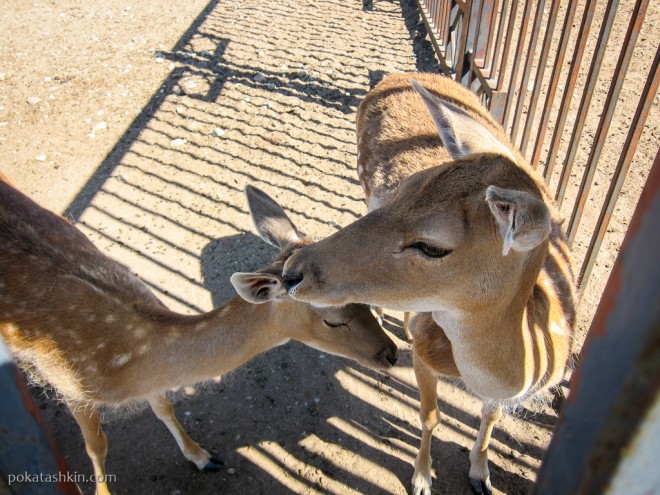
left=543, top=0, right=599, bottom=184
left=488, top=0, right=509, bottom=83
left=496, top=0, right=519, bottom=92
left=482, top=0, right=500, bottom=73
left=511, top=0, right=547, bottom=144
left=578, top=46, right=659, bottom=290
left=555, top=0, right=620, bottom=206
left=0, top=338, right=82, bottom=494
left=455, top=0, right=473, bottom=84
left=501, top=0, right=534, bottom=129
left=566, top=0, right=650, bottom=244
left=520, top=0, right=561, bottom=156
left=532, top=0, right=579, bottom=169
left=533, top=149, right=660, bottom=495
left=474, top=0, right=494, bottom=66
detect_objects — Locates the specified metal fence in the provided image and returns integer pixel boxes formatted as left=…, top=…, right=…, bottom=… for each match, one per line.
left=414, top=0, right=659, bottom=291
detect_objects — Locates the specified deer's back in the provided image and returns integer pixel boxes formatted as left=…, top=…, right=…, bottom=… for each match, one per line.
left=0, top=177, right=162, bottom=402
left=356, top=73, right=518, bottom=208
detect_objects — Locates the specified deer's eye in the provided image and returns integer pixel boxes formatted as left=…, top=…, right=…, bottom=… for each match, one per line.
left=323, top=320, right=347, bottom=329
left=407, top=241, right=452, bottom=259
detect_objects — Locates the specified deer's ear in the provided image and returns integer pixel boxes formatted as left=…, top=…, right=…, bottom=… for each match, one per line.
left=244, top=185, right=306, bottom=251
left=230, top=272, right=288, bottom=304
left=411, top=79, right=515, bottom=161
left=486, top=186, right=552, bottom=256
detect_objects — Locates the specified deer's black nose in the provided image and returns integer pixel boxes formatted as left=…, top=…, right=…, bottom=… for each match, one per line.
left=282, top=271, right=303, bottom=291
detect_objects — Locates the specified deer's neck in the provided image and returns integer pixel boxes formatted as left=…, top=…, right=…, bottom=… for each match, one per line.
left=96, top=297, right=291, bottom=402
left=433, top=246, right=570, bottom=401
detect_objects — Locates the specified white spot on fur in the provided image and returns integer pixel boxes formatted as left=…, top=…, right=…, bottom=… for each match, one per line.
left=105, top=314, right=116, bottom=324
left=3, top=322, right=19, bottom=336
left=357, top=163, right=364, bottom=176
left=111, top=353, right=131, bottom=368
left=133, top=327, right=147, bottom=339
left=96, top=342, right=106, bottom=350
left=550, top=321, right=567, bottom=335
left=137, top=343, right=150, bottom=356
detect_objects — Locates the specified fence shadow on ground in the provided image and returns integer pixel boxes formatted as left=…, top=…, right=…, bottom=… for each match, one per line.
left=32, top=0, right=557, bottom=493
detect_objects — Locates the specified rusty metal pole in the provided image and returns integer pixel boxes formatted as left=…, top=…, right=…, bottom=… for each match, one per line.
left=533, top=149, right=660, bottom=494
left=0, top=338, right=81, bottom=494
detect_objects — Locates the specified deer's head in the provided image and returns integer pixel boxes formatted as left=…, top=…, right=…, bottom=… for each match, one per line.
left=282, top=80, right=553, bottom=318
left=230, top=186, right=398, bottom=370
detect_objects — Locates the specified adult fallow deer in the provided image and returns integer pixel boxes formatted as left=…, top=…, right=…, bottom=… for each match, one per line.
left=282, top=73, right=576, bottom=495
left=0, top=177, right=397, bottom=495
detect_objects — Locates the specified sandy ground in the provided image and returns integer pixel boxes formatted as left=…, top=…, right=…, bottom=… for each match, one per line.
left=0, top=0, right=657, bottom=494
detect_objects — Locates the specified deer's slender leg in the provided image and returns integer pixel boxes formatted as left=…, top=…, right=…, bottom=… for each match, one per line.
left=148, top=394, right=222, bottom=471
left=403, top=311, right=413, bottom=340
left=411, top=350, right=440, bottom=495
left=69, top=405, right=111, bottom=495
left=468, top=401, right=502, bottom=495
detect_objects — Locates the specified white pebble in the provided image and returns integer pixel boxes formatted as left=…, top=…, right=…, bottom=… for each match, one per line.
left=92, top=122, right=107, bottom=132
left=35, top=154, right=47, bottom=162
left=227, top=468, right=236, bottom=475
left=170, top=138, right=186, bottom=147
left=253, top=73, right=267, bottom=83
left=212, top=128, right=225, bottom=137
left=27, top=96, right=41, bottom=105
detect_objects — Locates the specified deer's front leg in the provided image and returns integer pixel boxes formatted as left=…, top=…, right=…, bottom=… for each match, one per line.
left=148, top=394, right=222, bottom=471
left=69, top=404, right=111, bottom=495
left=411, top=351, right=440, bottom=495
left=468, top=401, right=502, bottom=495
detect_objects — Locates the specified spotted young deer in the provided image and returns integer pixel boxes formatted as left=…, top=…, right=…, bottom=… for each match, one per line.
left=0, top=177, right=397, bottom=495
left=282, top=73, right=576, bottom=495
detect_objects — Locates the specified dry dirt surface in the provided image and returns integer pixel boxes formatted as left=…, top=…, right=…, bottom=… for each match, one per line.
left=0, top=1, right=656, bottom=495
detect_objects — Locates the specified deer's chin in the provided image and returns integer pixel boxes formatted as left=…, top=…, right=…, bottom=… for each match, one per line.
left=288, top=286, right=347, bottom=307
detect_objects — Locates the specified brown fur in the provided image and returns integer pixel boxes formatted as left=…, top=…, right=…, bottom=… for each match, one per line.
left=283, top=73, right=576, bottom=492
left=0, top=176, right=397, bottom=494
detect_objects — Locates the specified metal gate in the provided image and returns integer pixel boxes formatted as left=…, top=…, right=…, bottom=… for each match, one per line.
left=414, top=0, right=659, bottom=490
left=414, top=0, right=658, bottom=292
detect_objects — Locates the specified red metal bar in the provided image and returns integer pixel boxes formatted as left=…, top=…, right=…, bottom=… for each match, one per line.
left=455, top=0, right=473, bottom=83
left=496, top=0, right=518, bottom=92
left=487, top=0, right=509, bottom=83
left=533, top=148, right=660, bottom=495
left=520, top=0, right=561, bottom=157
left=542, top=0, right=599, bottom=185
left=473, top=0, right=494, bottom=66
left=578, top=45, right=659, bottom=289
left=566, top=0, right=650, bottom=244
left=531, top=0, right=579, bottom=169
left=482, top=0, right=500, bottom=72
left=555, top=0, right=620, bottom=206
left=0, top=339, right=82, bottom=494
left=501, top=0, right=534, bottom=129
left=511, top=0, right=547, bottom=145
left=415, top=0, right=453, bottom=75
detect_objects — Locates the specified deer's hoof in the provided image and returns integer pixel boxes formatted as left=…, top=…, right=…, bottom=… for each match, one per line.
left=469, top=476, right=492, bottom=495
left=202, top=456, right=224, bottom=472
